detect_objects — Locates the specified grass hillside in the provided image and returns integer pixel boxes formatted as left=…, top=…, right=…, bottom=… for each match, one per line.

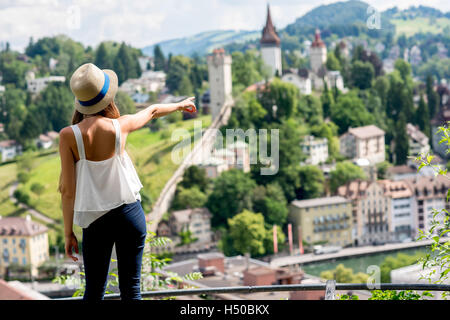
left=391, top=17, right=450, bottom=37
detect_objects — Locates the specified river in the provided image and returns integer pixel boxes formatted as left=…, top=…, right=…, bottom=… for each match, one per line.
left=301, top=246, right=429, bottom=277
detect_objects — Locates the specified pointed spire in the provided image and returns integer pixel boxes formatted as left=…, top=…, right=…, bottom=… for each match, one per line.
left=311, top=28, right=325, bottom=48
left=260, top=4, right=280, bottom=47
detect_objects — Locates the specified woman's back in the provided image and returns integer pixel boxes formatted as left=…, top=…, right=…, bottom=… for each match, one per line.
left=71, top=116, right=142, bottom=228
left=72, top=116, right=126, bottom=162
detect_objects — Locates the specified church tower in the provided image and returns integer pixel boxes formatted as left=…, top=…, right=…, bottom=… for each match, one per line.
left=207, top=48, right=232, bottom=121
left=260, top=4, right=282, bottom=77
left=310, top=29, right=327, bottom=73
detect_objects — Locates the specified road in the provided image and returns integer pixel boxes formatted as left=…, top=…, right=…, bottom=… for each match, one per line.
left=270, top=238, right=448, bottom=268
left=9, top=181, right=58, bottom=225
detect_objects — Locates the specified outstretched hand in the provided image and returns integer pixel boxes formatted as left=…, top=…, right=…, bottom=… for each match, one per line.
left=178, top=96, right=197, bottom=113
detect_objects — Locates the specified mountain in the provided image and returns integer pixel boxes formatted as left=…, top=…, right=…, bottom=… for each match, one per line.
left=142, top=29, right=260, bottom=57
left=288, top=0, right=370, bottom=28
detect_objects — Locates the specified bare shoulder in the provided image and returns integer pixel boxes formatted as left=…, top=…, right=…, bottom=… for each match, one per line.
left=59, top=126, right=75, bottom=144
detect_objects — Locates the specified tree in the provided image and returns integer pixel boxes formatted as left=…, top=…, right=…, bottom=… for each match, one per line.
left=416, top=94, right=430, bottom=139
left=30, top=182, right=45, bottom=201
left=114, top=91, right=136, bottom=115
left=258, top=78, right=299, bottom=122
left=171, top=186, right=207, bottom=210
left=231, top=50, right=264, bottom=87
left=206, top=169, right=256, bottom=228
left=331, top=91, right=374, bottom=135
left=426, top=74, right=439, bottom=120
left=321, top=81, right=334, bottom=119
left=320, top=264, right=369, bottom=283
left=326, top=52, right=341, bottom=71
left=153, top=45, right=166, bottom=71
left=179, top=165, right=209, bottom=192
left=227, top=210, right=267, bottom=257
left=251, top=182, right=288, bottom=226
left=297, top=165, right=325, bottom=199
left=94, top=42, right=112, bottom=70
left=330, top=161, right=366, bottom=193
left=376, top=161, right=391, bottom=180
left=298, top=94, right=323, bottom=127
left=393, top=113, right=409, bottom=165
left=350, top=60, right=374, bottom=90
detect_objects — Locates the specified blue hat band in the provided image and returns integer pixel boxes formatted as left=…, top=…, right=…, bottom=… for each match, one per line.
left=78, top=72, right=110, bottom=107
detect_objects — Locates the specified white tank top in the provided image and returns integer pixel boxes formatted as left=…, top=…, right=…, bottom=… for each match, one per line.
left=70, top=118, right=143, bottom=228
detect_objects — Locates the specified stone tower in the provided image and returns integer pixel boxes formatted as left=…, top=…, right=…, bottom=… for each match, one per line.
left=310, top=29, right=327, bottom=73
left=207, top=48, right=232, bottom=121
left=260, top=4, right=282, bottom=77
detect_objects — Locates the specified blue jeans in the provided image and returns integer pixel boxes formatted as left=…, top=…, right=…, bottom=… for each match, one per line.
left=81, top=200, right=147, bottom=300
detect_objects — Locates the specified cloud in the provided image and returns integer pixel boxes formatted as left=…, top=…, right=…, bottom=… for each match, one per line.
left=0, top=0, right=449, bottom=52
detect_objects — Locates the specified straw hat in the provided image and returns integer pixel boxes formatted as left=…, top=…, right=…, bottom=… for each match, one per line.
left=70, top=63, right=118, bottom=115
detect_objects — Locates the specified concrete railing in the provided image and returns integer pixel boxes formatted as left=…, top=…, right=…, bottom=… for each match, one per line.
left=54, top=282, right=450, bottom=300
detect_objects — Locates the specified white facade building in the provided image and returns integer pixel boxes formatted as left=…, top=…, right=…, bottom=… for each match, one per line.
left=26, top=74, right=66, bottom=94
left=406, top=123, right=430, bottom=157
left=300, top=135, right=328, bottom=165
left=339, top=125, right=385, bottom=165
left=281, top=69, right=312, bottom=95
left=310, top=29, right=327, bottom=74
left=379, top=180, right=415, bottom=241
left=0, top=140, right=22, bottom=162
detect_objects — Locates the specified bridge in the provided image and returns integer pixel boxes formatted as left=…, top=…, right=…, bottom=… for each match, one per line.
left=269, top=238, right=448, bottom=268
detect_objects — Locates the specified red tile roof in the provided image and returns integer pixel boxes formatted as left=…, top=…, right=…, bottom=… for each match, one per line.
left=0, top=216, right=48, bottom=236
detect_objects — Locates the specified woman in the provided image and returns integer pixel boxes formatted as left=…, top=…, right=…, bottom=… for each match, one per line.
left=58, top=63, right=196, bottom=300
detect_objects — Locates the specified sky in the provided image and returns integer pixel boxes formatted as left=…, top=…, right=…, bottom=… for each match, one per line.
left=0, top=0, right=449, bottom=52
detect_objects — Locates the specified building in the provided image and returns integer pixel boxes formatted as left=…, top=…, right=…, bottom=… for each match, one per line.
left=169, top=208, right=212, bottom=243
left=197, top=156, right=228, bottom=179
left=207, top=48, right=232, bottom=121
left=288, top=196, right=353, bottom=248
left=404, top=175, right=450, bottom=235
left=0, top=215, right=49, bottom=277
left=300, top=135, right=328, bottom=165
left=36, top=131, right=59, bottom=150
left=431, top=106, right=450, bottom=159
left=138, top=56, right=154, bottom=72
left=224, top=140, right=250, bottom=173
left=310, top=29, right=327, bottom=74
left=386, top=165, right=418, bottom=181
left=281, top=68, right=312, bottom=95
left=119, top=70, right=166, bottom=96
left=379, top=180, right=415, bottom=241
left=339, top=125, right=385, bottom=165
left=337, top=180, right=393, bottom=246
left=26, top=73, right=66, bottom=94
left=164, top=253, right=304, bottom=300
left=406, top=123, right=430, bottom=157
left=260, top=5, right=282, bottom=77
left=0, top=140, right=22, bottom=162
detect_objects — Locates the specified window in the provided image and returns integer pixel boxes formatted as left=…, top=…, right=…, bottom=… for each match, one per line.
left=22, top=257, right=26, bottom=265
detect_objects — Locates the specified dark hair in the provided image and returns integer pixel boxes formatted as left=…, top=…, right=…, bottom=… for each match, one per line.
left=71, top=100, right=121, bottom=124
